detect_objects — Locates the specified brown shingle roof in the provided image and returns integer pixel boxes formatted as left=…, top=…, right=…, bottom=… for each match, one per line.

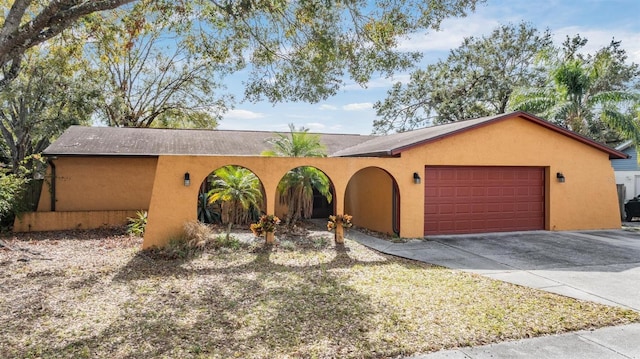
left=43, top=126, right=375, bottom=157
left=332, top=111, right=628, bottom=159
left=44, top=112, right=628, bottom=160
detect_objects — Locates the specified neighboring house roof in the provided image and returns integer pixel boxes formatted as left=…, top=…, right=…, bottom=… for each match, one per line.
left=332, top=111, right=629, bottom=159
left=610, top=140, right=639, bottom=171
left=43, top=126, right=375, bottom=157
left=615, top=140, right=634, bottom=152
left=45, top=111, right=628, bottom=159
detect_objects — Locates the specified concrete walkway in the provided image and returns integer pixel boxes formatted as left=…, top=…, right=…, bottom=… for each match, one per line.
left=345, top=228, right=640, bottom=358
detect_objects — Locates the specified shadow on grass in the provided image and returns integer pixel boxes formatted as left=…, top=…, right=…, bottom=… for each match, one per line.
left=17, top=245, right=391, bottom=358
left=112, top=240, right=391, bottom=283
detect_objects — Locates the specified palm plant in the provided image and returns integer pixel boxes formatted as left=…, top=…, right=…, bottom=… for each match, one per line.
left=277, top=166, right=332, bottom=224
left=262, top=123, right=327, bottom=157
left=262, top=124, right=332, bottom=224
left=207, top=166, right=263, bottom=240
left=510, top=38, right=640, bottom=144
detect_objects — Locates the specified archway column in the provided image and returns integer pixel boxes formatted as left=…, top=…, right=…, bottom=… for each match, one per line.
left=142, top=155, right=423, bottom=248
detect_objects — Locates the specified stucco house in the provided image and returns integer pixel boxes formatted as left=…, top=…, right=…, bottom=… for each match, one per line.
left=611, top=140, right=640, bottom=202
left=15, top=111, right=627, bottom=248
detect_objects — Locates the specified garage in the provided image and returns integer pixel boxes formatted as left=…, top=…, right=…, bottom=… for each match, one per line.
left=424, top=166, right=545, bottom=235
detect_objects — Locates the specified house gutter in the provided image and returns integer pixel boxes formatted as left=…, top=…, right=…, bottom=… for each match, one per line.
left=47, top=157, right=56, bottom=211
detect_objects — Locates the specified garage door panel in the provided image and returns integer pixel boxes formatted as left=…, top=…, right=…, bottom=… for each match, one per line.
left=425, top=167, right=544, bottom=235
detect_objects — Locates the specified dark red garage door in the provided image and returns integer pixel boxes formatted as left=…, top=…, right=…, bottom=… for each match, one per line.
left=424, top=166, right=544, bottom=235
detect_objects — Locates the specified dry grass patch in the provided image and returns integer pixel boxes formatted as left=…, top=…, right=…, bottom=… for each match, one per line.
left=1, top=228, right=638, bottom=359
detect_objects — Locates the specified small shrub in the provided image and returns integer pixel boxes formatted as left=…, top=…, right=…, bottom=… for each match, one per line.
left=327, top=214, right=353, bottom=231
left=126, top=211, right=147, bottom=236
left=212, top=234, right=242, bottom=250
left=0, top=169, right=29, bottom=229
left=250, top=214, right=281, bottom=237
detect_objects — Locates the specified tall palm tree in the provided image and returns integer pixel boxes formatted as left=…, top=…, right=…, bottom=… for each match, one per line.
left=262, top=124, right=327, bottom=157
left=510, top=39, right=640, bottom=143
left=262, top=124, right=332, bottom=224
left=207, top=166, right=263, bottom=240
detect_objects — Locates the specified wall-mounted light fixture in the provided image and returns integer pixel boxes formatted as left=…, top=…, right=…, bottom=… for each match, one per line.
left=413, top=172, right=421, bottom=184
left=184, top=172, right=191, bottom=187
left=556, top=172, right=565, bottom=183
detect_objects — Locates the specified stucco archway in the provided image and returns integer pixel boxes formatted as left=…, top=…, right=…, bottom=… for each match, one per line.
left=345, top=167, right=400, bottom=236
left=196, top=165, right=267, bottom=226
left=274, top=165, right=336, bottom=223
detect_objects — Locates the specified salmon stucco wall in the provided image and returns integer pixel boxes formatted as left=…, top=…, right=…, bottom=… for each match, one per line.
left=142, top=155, right=421, bottom=248
left=345, top=167, right=395, bottom=235
left=37, top=156, right=158, bottom=212
left=24, top=114, right=621, bottom=246
left=403, top=116, right=621, bottom=231
left=14, top=210, right=139, bottom=232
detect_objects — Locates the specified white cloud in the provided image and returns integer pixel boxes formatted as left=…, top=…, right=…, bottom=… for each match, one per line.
left=397, top=16, right=501, bottom=53
left=342, top=102, right=373, bottom=111
left=223, top=109, right=266, bottom=120
left=319, top=104, right=338, bottom=110
left=342, top=74, right=413, bottom=91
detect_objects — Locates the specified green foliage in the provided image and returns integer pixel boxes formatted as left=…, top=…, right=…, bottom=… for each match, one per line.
left=0, top=0, right=135, bottom=89
left=0, top=155, right=46, bottom=228
left=263, top=124, right=332, bottom=224
left=0, top=168, right=28, bottom=227
left=197, top=192, right=221, bottom=224
left=85, top=0, right=483, bottom=111
left=0, top=41, right=98, bottom=172
left=250, top=214, right=281, bottom=237
left=2, top=0, right=483, bottom=107
left=86, top=8, right=229, bottom=128
left=208, top=166, right=264, bottom=239
left=509, top=35, right=640, bottom=143
left=278, top=166, right=332, bottom=224
left=127, top=211, right=148, bottom=236
left=212, top=234, right=242, bottom=250
left=262, top=124, right=327, bottom=157
left=374, top=22, right=553, bottom=133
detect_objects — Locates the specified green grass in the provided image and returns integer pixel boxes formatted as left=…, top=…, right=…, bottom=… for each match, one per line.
left=0, top=230, right=638, bottom=359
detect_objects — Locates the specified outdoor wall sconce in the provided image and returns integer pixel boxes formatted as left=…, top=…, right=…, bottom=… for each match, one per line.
left=556, top=172, right=565, bottom=183
left=413, top=172, right=421, bottom=184
left=184, top=172, right=191, bottom=187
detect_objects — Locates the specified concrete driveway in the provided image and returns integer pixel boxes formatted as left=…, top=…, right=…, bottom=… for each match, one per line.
left=349, top=229, right=640, bottom=311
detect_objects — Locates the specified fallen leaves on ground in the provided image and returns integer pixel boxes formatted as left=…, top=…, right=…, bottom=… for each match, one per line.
left=0, top=227, right=637, bottom=359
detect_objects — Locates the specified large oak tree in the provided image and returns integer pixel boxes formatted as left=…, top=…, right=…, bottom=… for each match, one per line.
left=373, top=22, right=553, bottom=133
left=1, top=0, right=483, bottom=98
left=0, top=0, right=136, bottom=88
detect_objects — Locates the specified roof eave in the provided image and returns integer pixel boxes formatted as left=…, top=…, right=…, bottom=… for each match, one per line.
left=389, top=111, right=629, bottom=160
left=43, top=152, right=160, bottom=158
left=332, top=150, right=395, bottom=158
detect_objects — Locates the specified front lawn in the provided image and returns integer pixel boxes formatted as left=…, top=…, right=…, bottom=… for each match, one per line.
left=1, top=228, right=637, bottom=359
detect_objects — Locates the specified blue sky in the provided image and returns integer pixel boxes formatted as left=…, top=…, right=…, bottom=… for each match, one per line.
left=218, top=0, right=640, bottom=135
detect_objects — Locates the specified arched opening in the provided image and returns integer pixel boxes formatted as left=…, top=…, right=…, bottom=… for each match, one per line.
left=275, top=166, right=335, bottom=224
left=197, top=165, right=266, bottom=227
left=345, top=167, right=400, bottom=236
